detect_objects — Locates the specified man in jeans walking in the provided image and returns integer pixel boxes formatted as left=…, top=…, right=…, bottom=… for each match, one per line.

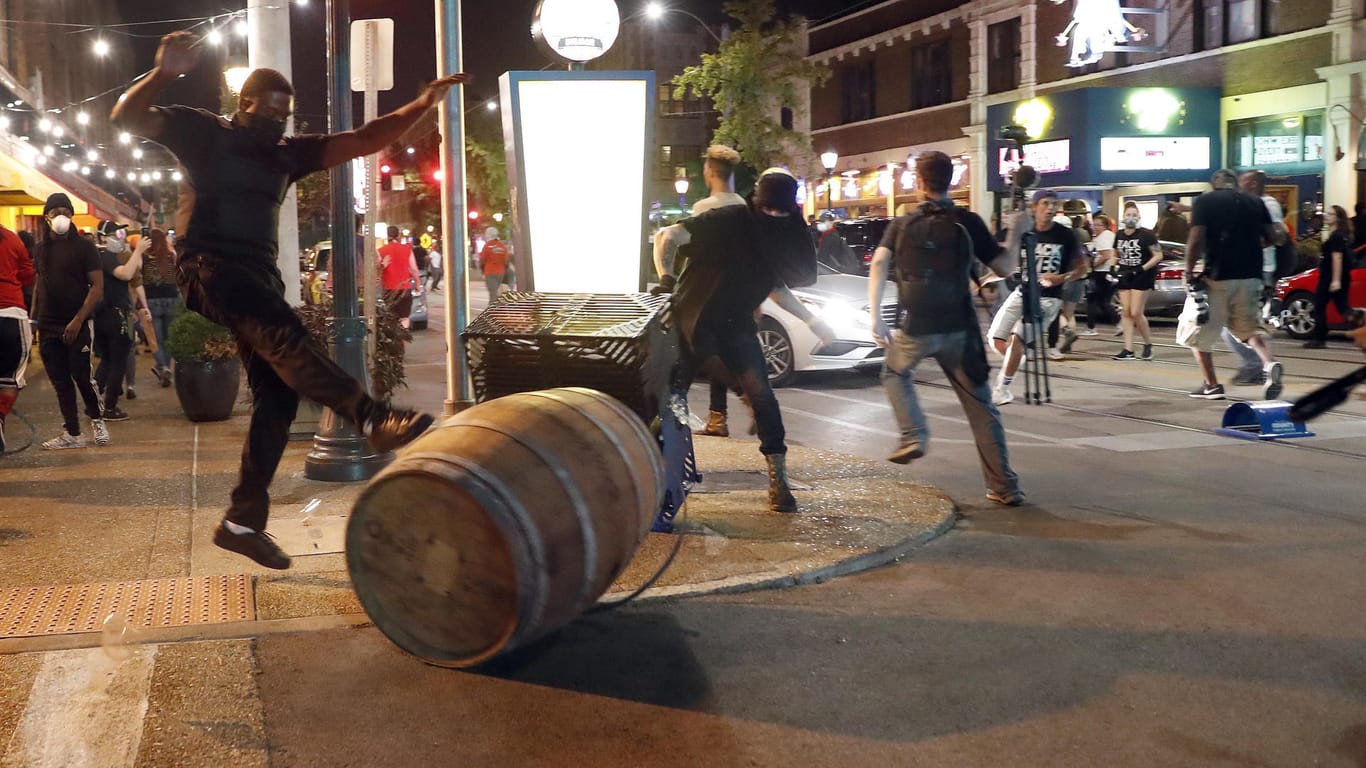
left=870, top=152, right=1025, bottom=507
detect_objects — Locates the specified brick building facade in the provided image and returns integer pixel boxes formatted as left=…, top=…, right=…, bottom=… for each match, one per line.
left=807, top=0, right=1366, bottom=230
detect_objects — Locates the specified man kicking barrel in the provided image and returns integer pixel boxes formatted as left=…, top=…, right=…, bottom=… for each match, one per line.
left=112, top=31, right=467, bottom=569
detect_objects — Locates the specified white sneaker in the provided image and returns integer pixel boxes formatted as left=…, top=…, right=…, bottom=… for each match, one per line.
left=90, top=418, right=111, bottom=447
left=1046, top=348, right=1064, bottom=360
left=42, top=432, right=88, bottom=450
left=1077, top=328, right=1099, bottom=336
left=992, top=385, right=1014, bottom=406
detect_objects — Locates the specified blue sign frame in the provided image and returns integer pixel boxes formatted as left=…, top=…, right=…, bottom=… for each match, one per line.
left=987, top=87, right=1223, bottom=192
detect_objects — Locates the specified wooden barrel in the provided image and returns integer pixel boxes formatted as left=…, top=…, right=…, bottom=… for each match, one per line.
left=346, top=387, right=665, bottom=667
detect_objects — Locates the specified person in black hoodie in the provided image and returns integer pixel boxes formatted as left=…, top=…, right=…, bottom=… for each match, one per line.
left=30, top=193, right=108, bottom=449
left=652, top=168, right=816, bottom=513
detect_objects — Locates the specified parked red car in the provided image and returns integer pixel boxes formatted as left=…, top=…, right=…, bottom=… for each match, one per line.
left=1270, top=266, right=1366, bottom=339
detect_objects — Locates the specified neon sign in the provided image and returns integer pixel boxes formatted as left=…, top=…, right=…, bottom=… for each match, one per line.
left=1052, top=0, right=1147, bottom=68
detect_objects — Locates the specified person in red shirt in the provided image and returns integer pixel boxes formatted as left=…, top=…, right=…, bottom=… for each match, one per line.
left=479, top=226, right=511, bottom=300
left=378, top=225, right=420, bottom=329
left=0, top=222, right=36, bottom=454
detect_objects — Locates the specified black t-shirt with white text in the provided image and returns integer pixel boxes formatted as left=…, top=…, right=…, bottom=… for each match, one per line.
left=1115, top=227, right=1159, bottom=269
left=1020, top=222, right=1081, bottom=299
left=1191, top=188, right=1271, bottom=281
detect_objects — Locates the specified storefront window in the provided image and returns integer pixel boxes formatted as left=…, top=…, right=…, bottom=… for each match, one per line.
left=1228, top=110, right=1324, bottom=169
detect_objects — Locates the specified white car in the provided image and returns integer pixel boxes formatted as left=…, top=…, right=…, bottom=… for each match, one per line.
left=758, top=262, right=898, bottom=386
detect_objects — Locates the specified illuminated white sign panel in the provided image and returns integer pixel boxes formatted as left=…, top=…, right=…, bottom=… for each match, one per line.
left=1254, top=135, right=1301, bottom=165
left=998, top=139, right=1072, bottom=177
left=1100, top=136, right=1210, bottom=171
left=508, top=76, right=650, bottom=293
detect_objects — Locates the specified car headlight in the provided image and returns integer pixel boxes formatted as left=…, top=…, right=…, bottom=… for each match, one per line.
left=795, top=295, right=870, bottom=329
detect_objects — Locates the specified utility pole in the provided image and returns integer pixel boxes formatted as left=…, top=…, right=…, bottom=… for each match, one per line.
left=306, top=0, right=390, bottom=481
left=435, top=0, right=473, bottom=417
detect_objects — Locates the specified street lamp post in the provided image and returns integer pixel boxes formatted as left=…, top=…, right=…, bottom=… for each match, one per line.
left=674, top=177, right=689, bottom=211
left=820, top=150, right=838, bottom=214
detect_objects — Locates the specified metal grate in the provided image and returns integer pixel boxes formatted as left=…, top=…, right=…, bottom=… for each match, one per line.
left=464, top=292, right=678, bottom=424
left=0, top=575, right=255, bottom=638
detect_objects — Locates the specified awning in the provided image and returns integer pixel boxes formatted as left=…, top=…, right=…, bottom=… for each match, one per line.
left=0, top=149, right=89, bottom=214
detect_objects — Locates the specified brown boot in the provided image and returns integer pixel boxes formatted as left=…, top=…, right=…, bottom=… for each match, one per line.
left=766, top=454, right=797, bottom=513
left=696, top=410, right=729, bottom=437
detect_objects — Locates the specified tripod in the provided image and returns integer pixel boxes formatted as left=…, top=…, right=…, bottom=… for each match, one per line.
left=1018, top=228, right=1052, bottom=405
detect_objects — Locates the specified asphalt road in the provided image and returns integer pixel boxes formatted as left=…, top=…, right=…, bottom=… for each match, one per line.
left=254, top=296, right=1366, bottom=766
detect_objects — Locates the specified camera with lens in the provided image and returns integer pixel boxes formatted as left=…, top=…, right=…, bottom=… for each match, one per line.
left=999, top=124, right=1030, bottom=146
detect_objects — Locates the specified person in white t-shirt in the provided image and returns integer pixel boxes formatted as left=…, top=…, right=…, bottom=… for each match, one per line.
left=1223, top=170, right=1288, bottom=386
left=1083, top=212, right=1117, bottom=334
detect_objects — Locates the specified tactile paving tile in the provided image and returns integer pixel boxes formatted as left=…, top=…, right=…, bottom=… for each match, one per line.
left=0, top=575, right=255, bottom=638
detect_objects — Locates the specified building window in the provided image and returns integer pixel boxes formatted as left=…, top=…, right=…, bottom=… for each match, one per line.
left=911, top=39, right=952, bottom=110
left=657, top=145, right=698, bottom=180
left=987, top=19, right=1021, bottom=95
left=840, top=61, right=875, bottom=123
left=780, top=107, right=794, bottom=131
left=1199, top=0, right=1273, bottom=49
left=657, top=84, right=701, bottom=117
left=1227, top=110, right=1326, bottom=170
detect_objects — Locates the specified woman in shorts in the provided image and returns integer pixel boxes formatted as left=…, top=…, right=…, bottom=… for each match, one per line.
left=1111, top=202, right=1163, bottom=360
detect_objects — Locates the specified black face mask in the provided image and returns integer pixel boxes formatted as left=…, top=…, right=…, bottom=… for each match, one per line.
left=237, top=112, right=286, bottom=145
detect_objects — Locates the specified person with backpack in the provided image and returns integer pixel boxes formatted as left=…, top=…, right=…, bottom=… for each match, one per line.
left=869, top=151, right=1025, bottom=507
left=652, top=168, right=817, bottom=513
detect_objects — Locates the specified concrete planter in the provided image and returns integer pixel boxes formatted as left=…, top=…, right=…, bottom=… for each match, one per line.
left=173, top=358, right=242, bottom=422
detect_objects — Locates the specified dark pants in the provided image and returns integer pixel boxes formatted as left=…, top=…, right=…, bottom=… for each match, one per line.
left=92, top=308, right=133, bottom=411
left=707, top=378, right=743, bottom=413
left=683, top=321, right=785, bottom=455
left=1312, top=272, right=1353, bottom=342
left=38, top=325, right=103, bottom=436
left=1086, top=272, right=1117, bottom=328
left=179, top=253, right=381, bottom=530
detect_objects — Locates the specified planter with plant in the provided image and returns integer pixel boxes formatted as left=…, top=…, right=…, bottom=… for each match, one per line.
left=165, top=309, right=241, bottom=422
left=290, top=292, right=411, bottom=438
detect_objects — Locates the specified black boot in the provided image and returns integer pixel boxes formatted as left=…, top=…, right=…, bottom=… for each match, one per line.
left=766, top=454, right=797, bottom=513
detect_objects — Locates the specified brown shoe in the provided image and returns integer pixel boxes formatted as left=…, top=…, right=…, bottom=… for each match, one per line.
left=213, top=522, right=291, bottom=569
left=696, top=410, right=729, bottom=437
left=766, top=454, right=798, bottom=513
left=364, top=407, right=435, bottom=454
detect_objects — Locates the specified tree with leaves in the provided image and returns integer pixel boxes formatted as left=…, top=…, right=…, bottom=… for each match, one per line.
left=673, top=0, right=829, bottom=175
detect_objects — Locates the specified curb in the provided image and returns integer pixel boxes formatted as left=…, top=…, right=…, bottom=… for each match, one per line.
left=605, top=502, right=960, bottom=606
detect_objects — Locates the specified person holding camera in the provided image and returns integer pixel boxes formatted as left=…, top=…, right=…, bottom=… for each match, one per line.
left=1182, top=170, right=1284, bottom=400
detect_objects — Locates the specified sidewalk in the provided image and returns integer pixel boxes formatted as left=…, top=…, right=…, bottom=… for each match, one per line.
left=0, top=287, right=955, bottom=658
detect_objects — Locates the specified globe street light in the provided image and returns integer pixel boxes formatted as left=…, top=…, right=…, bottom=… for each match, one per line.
left=674, top=177, right=689, bottom=210
left=820, top=150, right=838, bottom=213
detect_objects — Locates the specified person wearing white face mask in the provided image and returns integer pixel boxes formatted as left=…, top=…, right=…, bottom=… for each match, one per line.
left=30, top=193, right=109, bottom=449
left=1111, top=201, right=1163, bottom=360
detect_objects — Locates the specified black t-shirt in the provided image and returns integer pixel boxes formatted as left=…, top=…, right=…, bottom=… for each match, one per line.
left=1191, top=188, right=1271, bottom=280
left=1320, top=231, right=1351, bottom=277
left=151, top=106, right=329, bottom=268
left=98, top=251, right=132, bottom=312
left=1114, top=227, right=1160, bottom=269
left=33, top=235, right=101, bottom=332
left=879, top=205, right=1002, bottom=333
left=1019, top=222, right=1081, bottom=299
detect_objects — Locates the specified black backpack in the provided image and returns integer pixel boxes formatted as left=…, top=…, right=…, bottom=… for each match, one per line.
left=892, top=201, right=974, bottom=333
